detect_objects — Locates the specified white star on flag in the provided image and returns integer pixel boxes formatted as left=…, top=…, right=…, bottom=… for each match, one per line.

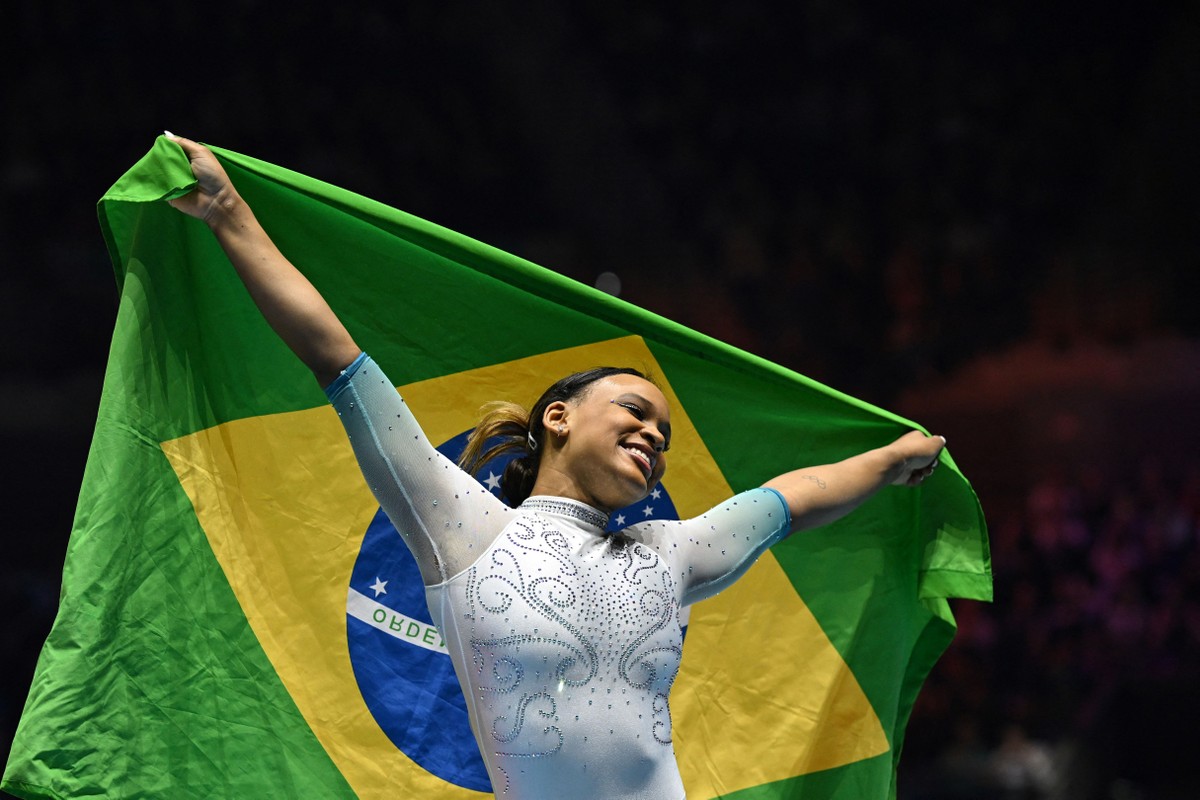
left=642, top=505, right=655, bottom=517
left=483, top=471, right=502, bottom=492
left=370, top=577, right=388, bottom=597
left=614, top=514, right=626, bottom=526
left=651, top=488, right=662, bottom=500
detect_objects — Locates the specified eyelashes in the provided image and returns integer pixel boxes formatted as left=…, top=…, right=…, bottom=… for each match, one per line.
left=614, top=400, right=644, bottom=419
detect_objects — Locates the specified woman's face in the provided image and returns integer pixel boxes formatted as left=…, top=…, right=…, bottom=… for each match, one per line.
left=548, top=374, right=672, bottom=512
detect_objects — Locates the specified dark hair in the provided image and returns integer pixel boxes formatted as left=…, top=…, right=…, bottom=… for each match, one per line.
left=458, top=367, right=650, bottom=506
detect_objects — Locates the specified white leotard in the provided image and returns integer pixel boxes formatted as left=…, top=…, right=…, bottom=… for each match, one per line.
left=328, top=354, right=790, bottom=800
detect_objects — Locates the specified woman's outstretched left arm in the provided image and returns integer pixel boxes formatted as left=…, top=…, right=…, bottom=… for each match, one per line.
left=763, top=430, right=945, bottom=534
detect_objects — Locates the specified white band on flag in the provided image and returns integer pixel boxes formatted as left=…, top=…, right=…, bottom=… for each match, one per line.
left=347, top=588, right=448, bottom=654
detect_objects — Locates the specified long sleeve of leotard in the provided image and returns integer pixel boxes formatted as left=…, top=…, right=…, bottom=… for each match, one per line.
left=632, top=487, right=792, bottom=606
left=325, top=353, right=510, bottom=584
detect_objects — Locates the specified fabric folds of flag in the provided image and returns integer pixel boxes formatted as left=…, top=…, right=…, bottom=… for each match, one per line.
left=3, top=137, right=990, bottom=800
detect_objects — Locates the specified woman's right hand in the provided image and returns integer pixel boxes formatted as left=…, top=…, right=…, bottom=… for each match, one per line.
left=164, top=132, right=238, bottom=225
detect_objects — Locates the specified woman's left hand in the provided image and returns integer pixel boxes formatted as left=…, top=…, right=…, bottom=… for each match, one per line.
left=887, top=431, right=946, bottom=487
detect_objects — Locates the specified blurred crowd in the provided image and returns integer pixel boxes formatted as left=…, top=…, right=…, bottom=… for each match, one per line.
left=3, top=1, right=1198, bottom=797
left=903, top=457, right=1200, bottom=799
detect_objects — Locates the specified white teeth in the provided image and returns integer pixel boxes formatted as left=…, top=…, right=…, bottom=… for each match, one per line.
left=621, top=445, right=654, bottom=475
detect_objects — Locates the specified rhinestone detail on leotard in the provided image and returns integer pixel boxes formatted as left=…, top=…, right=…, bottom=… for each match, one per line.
left=520, top=496, right=610, bottom=531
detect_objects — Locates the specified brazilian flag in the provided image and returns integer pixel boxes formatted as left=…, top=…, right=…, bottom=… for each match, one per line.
left=3, top=137, right=990, bottom=799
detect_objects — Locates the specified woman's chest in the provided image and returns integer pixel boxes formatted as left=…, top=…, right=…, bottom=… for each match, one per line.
left=458, top=514, right=683, bottom=691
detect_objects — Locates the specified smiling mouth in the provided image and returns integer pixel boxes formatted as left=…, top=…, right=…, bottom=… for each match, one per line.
left=621, top=444, right=654, bottom=480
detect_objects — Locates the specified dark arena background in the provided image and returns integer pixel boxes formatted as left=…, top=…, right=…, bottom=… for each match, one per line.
left=3, top=2, right=1198, bottom=798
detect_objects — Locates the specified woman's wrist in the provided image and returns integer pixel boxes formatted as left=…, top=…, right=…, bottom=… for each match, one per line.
left=204, top=187, right=247, bottom=232
left=875, top=441, right=914, bottom=484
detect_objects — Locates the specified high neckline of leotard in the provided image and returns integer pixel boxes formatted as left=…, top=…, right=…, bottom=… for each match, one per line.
left=520, top=496, right=610, bottom=531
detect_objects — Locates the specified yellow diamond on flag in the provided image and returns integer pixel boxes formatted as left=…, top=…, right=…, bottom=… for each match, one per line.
left=162, top=336, right=887, bottom=799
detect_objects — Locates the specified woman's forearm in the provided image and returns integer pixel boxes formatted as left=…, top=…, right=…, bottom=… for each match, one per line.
left=763, top=431, right=943, bottom=534
left=763, top=449, right=895, bottom=532
left=204, top=192, right=360, bottom=386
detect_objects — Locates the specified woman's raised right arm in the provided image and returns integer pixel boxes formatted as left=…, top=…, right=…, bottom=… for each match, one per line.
left=165, top=133, right=361, bottom=386
left=165, top=134, right=510, bottom=582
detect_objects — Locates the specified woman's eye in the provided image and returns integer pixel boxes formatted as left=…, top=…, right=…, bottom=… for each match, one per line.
left=617, top=401, right=644, bottom=419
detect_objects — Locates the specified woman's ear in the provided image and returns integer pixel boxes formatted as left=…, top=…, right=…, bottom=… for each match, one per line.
left=543, top=401, right=569, bottom=434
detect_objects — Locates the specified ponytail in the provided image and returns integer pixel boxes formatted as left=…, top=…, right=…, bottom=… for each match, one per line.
left=457, top=401, right=541, bottom=505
